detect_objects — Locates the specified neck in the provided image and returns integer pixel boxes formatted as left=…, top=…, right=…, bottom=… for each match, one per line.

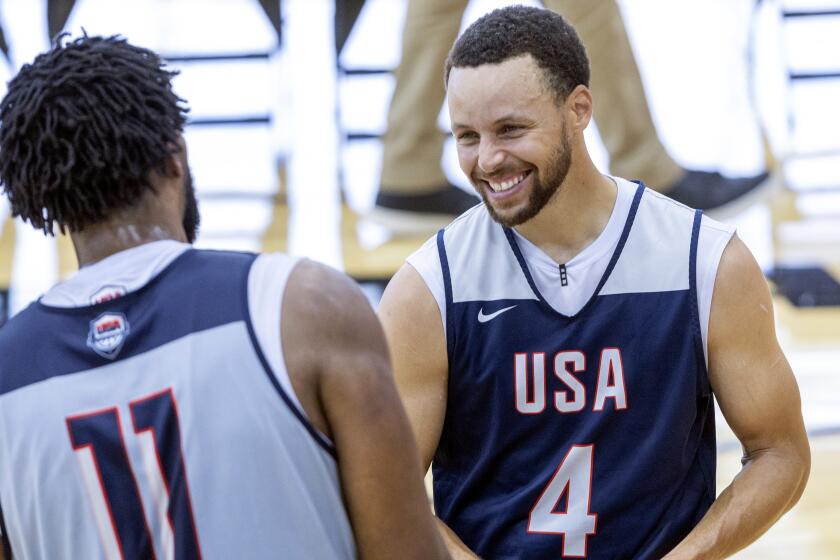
left=70, top=186, right=188, bottom=267
left=72, top=222, right=186, bottom=268
left=513, top=153, right=617, bottom=264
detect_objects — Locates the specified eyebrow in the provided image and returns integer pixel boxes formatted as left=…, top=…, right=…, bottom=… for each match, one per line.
left=452, top=114, right=531, bottom=130
left=492, top=114, right=528, bottom=124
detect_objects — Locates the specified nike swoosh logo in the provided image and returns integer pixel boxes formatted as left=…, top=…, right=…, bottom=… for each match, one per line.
left=477, top=305, right=518, bottom=323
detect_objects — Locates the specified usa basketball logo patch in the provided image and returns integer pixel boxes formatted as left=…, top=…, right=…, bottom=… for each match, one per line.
left=87, top=312, right=130, bottom=359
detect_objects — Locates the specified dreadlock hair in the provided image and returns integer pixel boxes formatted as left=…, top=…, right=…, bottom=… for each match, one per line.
left=444, top=6, right=590, bottom=105
left=0, top=34, right=189, bottom=235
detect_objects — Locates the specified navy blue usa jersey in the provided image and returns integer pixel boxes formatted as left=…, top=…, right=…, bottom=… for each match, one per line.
left=432, top=184, right=716, bottom=559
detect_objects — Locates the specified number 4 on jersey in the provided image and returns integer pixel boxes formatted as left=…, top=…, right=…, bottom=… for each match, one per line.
left=528, top=444, right=598, bottom=558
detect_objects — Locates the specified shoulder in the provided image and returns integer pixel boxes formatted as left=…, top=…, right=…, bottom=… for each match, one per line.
left=634, top=187, right=736, bottom=258
left=187, top=247, right=258, bottom=268
left=383, top=261, right=438, bottom=311
left=640, top=187, right=734, bottom=236
left=247, top=252, right=301, bottom=291
left=696, top=213, right=736, bottom=276
left=707, top=234, right=772, bottom=351
left=640, top=187, right=697, bottom=223
left=441, top=202, right=492, bottom=240
left=380, top=261, right=446, bottom=357
left=713, top=235, right=765, bottom=300
left=0, top=303, right=39, bottom=351
left=693, top=202, right=736, bottom=243
left=405, top=235, right=445, bottom=307
left=406, top=234, right=440, bottom=273
left=283, top=259, right=387, bottom=367
left=285, top=259, right=374, bottom=324
left=610, top=186, right=699, bottom=250
left=403, top=205, right=492, bottom=317
left=0, top=303, right=53, bottom=394
left=0, top=301, right=39, bottom=340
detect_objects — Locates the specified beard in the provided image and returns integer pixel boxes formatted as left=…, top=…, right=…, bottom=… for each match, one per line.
left=478, top=125, right=572, bottom=228
left=182, top=168, right=200, bottom=243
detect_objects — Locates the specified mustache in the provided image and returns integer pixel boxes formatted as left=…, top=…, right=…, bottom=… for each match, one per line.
left=472, top=169, right=531, bottom=182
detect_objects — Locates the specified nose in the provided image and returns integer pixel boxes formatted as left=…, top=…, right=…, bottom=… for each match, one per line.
left=477, top=138, right=505, bottom=176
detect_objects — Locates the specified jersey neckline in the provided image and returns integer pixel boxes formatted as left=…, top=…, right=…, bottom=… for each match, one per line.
left=510, top=176, right=633, bottom=273
left=35, top=248, right=197, bottom=315
left=502, top=182, right=645, bottom=321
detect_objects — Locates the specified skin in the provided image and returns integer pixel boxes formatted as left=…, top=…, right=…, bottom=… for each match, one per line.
left=43, top=140, right=448, bottom=560
left=378, top=54, right=809, bottom=559
left=662, top=236, right=810, bottom=559
left=449, top=55, right=616, bottom=263
left=281, top=258, right=448, bottom=560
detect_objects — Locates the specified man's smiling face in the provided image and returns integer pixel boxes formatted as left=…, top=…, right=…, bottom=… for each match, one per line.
left=447, top=54, right=573, bottom=227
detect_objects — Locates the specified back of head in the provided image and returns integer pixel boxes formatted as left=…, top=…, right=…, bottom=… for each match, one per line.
left=0, top=34, right=189, bottom=235
left=445, top=5, right=590, bottom=103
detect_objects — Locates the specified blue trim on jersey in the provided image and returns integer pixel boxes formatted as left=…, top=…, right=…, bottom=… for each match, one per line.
left=688, top=209, right=717, bottom=498
left=502, top=182, right=645, bottom=321
left=437, top=228, right=457, bottom=359
left=0, top=250, right=252, bottom=396
left=688, top=209, right=710, bottom=394
left=240, top=272, right=338, bottom=458
left=593, top=182, right=645, bottom=296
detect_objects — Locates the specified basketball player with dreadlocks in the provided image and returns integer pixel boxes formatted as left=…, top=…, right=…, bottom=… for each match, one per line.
left=0, top=35, right=447, bottom=559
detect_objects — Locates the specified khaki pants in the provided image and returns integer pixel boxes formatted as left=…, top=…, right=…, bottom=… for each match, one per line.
left=379, top=0, right=684, bottom=193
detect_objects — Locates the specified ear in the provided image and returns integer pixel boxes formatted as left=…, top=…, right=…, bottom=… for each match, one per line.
left=161, top=142, right=186, bottom=180
left=566, top=85, right=593, bottom=132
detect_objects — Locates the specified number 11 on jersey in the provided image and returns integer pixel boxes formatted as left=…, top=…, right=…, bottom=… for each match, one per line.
left=66, top=388, right=202, bottom=560
left=528, top=444, right=598, bottom=558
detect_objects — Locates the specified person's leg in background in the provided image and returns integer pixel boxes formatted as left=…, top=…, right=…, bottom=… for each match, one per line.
left=47, top=0, right=76, bottom=40
left=371, top=0, right=476, bottom=234
left=547, top=0, right=772, bottom=219
left=547, top=0, right=683, bottom=188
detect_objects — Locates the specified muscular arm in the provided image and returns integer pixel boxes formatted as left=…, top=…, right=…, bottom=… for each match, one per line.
left=379, top=264, right=479, bottom=559
left=282, top=260, right=447, bottom=560
left=664, top=236, right=811, bottom=559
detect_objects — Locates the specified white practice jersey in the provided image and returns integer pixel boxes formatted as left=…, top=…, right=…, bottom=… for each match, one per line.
left=0, top=242, right=356, bottom=559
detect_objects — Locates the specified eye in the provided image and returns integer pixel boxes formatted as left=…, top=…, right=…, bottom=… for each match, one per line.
left=500, top=125, right=522, bottom=135
left=456, top=131, right=478, bottom=143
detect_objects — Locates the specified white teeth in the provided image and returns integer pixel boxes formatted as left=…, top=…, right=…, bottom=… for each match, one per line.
left=489, top=173, right=526, bottom=192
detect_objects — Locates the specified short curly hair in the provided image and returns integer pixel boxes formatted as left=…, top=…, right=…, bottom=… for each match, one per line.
left=0, top=34, right=189, bottom=235
left=445, top=5, right=590, bottom=103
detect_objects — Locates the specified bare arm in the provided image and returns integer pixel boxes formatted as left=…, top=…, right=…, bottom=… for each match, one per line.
left=664, top=236, right=811, bottom=559
left=282, top=260, right=448, bottom=560
left=379, top=264, right=479, bottom=559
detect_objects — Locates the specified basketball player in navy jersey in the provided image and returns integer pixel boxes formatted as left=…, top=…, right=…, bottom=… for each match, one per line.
left=379, top=6, right=810, bottom=559
left=0, top=35, right=447, bottom=559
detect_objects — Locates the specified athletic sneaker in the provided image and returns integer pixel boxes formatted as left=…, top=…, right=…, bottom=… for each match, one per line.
left=666, top=170, right=777, bottom=220
left=369, top=185, right=479, bottom=236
